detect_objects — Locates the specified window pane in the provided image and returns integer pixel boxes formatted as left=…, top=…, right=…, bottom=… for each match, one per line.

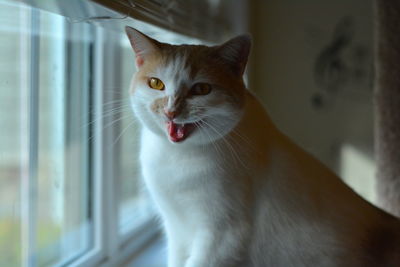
left=0, top=1, right=94, bottom=266
left=0, top=1, right=30, bottom=266
left=36, top=10, right=92, bottom=266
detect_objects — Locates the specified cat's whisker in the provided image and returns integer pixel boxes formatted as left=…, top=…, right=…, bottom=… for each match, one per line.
left=215, top=123, right=251, bottom=154
left=198, top=121, right=224, bottom=159
left=85, top=100, right=130, bottom=117
left=199, top=114, right=254, bottom=154
left=101, top=88, right=129, bottom=94
left=82, top=106, right=132, bottom=130
left=100, top=100, right=131, bottom=109
left=79, top=100, right=129, bottom=123
left=86, top=114, right=138, bottom=142
left=194, top=121, right=226, bottom=174
left=103, top=114, right=137, bottom=129
left=101, top=97, right=129, bottom=104
left=70, top=107, right=133, bottom=141
left=111, top=120, right=137, bottom=147
left=199, top=119, right=249, bottom=170
left=198, top=115, right=245, bottom=147
left=210, top=124, right=251, bottom=171
left=100, top=102, right=130, bottom=111
left=100, top=105, right=132, bottom=118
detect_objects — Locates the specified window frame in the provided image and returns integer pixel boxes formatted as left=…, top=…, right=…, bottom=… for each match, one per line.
left=70, top=25, right=160, bottom=267
left=21, top=6, right=40, bottom=267
left=2, top=3, right=159, bottom=265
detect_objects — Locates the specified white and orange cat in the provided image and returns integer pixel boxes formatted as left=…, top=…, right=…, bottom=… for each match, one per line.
left=125, top=26, right=400, bottom=267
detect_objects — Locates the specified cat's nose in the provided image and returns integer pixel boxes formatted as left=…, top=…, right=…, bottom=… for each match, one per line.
left=164, top=109, right=176, bottom=120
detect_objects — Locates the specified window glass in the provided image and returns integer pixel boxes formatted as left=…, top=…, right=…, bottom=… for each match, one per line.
left=0, top=1, right=29, bottom=266
left=0, top=1, right=93, bottom=266
left=36, top=10, right=93, bottom=266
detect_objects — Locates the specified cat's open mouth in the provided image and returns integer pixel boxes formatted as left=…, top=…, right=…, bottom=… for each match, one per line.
left=166, top=121, right=197, bottom=143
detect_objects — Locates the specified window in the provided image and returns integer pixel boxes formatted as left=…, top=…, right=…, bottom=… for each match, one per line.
left=1, top=1, right=93, bottom=266
left=0, top=0, right=203, bottom=266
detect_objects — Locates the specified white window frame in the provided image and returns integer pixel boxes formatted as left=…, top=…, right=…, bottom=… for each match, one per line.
left=70, top=26, right=161, bottom=267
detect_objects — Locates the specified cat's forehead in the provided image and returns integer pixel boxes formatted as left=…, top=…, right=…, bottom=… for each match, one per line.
left=157, top=53, right=191, bottom=83
left=155, top=45, right=215, bottom=84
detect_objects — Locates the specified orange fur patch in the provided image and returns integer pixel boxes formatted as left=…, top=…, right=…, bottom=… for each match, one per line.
left=150, top=96, right=168, bottom=114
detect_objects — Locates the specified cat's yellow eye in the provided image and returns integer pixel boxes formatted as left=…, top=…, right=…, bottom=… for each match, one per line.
left=191, top=83, right=212, bottom=95
left=148, top=77, right=165, bottom=90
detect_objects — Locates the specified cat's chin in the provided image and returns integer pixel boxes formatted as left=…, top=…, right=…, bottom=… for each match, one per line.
left=166, top=121, right=197, bottom=143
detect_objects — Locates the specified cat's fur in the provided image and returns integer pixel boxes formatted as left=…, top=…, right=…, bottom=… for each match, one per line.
left=125, top=26, right=400, bottom=267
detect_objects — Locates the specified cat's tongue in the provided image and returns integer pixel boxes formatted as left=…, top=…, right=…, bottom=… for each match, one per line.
left=166, top=121, right=188, bottom=142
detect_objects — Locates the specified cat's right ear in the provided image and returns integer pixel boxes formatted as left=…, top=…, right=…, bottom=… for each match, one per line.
left=125, top=26, right=161, bottom=68
left=216, top=34, right=252, bottom=77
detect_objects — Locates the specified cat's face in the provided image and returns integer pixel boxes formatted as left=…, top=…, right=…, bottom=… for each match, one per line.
left=126, top=27, right=251, bottom=145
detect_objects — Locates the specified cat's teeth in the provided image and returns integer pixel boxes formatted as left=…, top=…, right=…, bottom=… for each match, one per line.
left=166, top=121, right=195, bottom=142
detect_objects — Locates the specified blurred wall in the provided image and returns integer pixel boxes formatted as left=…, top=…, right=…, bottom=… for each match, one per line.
left=248, top=0, right=375, bottom=201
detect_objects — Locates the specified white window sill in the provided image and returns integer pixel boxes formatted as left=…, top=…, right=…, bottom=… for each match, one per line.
left=122, top=235, right=167, bottom=267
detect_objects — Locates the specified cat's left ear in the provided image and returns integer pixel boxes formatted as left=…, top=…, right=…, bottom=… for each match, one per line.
left=216, top=34, right=252, bottom=76
left=125, top=26, right=161, bottom=68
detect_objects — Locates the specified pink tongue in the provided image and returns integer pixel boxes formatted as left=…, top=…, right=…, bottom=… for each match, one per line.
left=167, top=121, right=186, bottom=142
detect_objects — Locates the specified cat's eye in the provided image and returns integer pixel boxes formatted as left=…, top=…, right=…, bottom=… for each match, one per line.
left=148, top=77, right=165, bottom=90
left=190, top=83, right=212, bottom=95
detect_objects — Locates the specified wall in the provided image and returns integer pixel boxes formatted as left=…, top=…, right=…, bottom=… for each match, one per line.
left=248, top=0, right=376, bottom=202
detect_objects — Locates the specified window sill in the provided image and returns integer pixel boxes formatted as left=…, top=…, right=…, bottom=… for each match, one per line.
left=121, top=234, right=166, bottom=267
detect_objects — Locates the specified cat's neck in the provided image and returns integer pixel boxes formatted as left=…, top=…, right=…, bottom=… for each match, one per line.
left=230, top=91, right=281, bottom=155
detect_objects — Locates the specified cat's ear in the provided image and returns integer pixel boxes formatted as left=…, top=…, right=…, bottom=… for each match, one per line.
left=125, top=26, right=161, bottom=68
left=216, top=34, right=252, bottom=76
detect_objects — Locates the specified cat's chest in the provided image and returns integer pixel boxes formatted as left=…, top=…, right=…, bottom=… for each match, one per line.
left=139, top=130, right=216, bottom=188
left=141, top=150, right=209, bottom=184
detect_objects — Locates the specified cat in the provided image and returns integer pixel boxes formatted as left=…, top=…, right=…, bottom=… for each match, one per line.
left=125, top=26, right=400, bottom=267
